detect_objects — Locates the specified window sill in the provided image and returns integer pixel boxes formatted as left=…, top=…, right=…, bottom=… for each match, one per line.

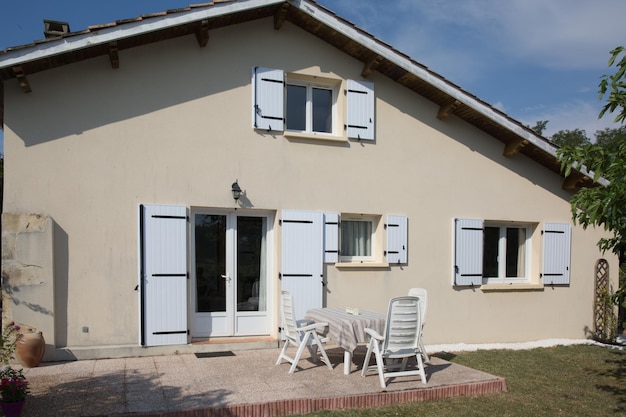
left=480, top=283, right=544, bottom=292
left=335, top=262, right=389, bottom=269
left=284, top=131, right=347, bottom=142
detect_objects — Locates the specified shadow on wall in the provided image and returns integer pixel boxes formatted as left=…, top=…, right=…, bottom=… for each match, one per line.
left=0, top=213, right=70, bottom=361
left=53, top=221, right=69, bottom=349
left=5, top=23, right=263, bottom=147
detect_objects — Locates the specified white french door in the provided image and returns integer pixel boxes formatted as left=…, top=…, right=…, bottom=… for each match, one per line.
left=191, top=209, right=272, bottom=337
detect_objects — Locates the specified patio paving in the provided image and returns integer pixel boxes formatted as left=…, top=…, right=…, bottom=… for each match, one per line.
left=19, top=344, right=506, bottom=417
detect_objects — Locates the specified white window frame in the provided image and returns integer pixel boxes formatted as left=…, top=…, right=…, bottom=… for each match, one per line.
left=253, top=67, right=375, bottom=140
left=482, top=222, right=531, bottom=284
left=285, top=78, right=338, bottom=135
left=340, top=215, right=378, bottom=263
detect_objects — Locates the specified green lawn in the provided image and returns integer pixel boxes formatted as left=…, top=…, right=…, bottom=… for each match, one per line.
left=299, top=344, right=625, bottom=417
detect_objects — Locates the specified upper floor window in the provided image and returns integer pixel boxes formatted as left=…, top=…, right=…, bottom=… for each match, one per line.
left=252, top=67, right=375, bottom=140
left=286, top=82, right=336, bottom=134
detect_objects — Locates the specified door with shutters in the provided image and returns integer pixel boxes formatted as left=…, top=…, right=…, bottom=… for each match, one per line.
left=281, top=210, right=325, bottom=320
left=191, top=209, right=272, bottom=337
left=139, top=204, right=189, bottom=346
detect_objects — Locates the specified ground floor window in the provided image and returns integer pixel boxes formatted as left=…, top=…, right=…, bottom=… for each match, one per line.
left=483, top=223, right=529, bottom=282
left=340, top=215, right=379, bottom=262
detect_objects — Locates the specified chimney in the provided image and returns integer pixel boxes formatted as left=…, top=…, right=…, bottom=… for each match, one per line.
left=43, top=20, right=70, bottom=38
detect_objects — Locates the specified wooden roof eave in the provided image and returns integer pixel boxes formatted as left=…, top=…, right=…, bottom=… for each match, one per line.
left=0, top=0, right=283, bottom=75
left=288, top=1, right=559, bottom=156
left=288, top=2, right=610, bottom=189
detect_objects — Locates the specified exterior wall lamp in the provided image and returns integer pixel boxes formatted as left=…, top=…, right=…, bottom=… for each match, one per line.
left=231, top=181, right=242, bottom=201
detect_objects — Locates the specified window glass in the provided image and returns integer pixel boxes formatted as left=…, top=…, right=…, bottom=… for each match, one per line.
left=483, top=227, right=499, bottom=278
left=312, top=87, right=332, bottom=133
left=236, top=216, right=267, bottom=312
left=286, top=84, right=306, bottom=131
left=341, top=220, right=372, bottom=257
left=505, top=227, right=526, bottom=277
left=194, top=214, right=227, bottom=313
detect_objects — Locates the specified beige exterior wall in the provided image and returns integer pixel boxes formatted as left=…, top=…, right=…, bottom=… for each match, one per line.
left=2, top=18, right=618, bottom=350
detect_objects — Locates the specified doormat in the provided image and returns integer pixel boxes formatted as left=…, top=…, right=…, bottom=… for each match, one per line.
left=195, top=351, right=236, bottom=358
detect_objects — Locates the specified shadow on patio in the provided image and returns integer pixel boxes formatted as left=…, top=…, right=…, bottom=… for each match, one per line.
left=20, top=345, right=506, bottom=417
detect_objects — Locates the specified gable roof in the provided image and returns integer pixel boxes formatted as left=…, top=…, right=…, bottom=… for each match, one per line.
left=0, top=0, right=595, bottom=188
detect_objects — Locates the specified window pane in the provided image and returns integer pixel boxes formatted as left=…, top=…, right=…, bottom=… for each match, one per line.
left=312, top=87, right=332, bottom=133
left=194, top=214, right=226, bottom=313
left=236, top=217, right=267, bottom=312
left=286, top=84, right=306, bottom=131
left=483, top=227, right=499, bottom=278
left=505, top=227, right=525, bottom=277
left=341, top=220, right=372, bottom=257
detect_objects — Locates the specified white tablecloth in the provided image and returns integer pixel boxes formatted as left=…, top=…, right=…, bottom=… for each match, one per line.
left=305, top=307, right=386, bottom=353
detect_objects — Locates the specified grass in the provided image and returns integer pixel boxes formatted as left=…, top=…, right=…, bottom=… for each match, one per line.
left=297, top=344, right=626, bottom=417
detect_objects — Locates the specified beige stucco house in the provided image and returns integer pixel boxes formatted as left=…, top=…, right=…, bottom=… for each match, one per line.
left=0, top=0, right=618, bottom=362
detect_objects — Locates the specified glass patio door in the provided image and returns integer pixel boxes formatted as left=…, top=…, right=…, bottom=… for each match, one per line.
left=191, top=209, right=271, bottom=337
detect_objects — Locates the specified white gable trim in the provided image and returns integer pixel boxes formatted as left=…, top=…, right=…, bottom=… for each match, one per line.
left=0, top=0, right=285, bottom=69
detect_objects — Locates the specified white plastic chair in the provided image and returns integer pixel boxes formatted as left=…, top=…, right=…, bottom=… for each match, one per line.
left=408, top=288, right=430, bottom=362
left=275, top=291, right=333, bottom=373
left=361, top=296, right=427, bottom=388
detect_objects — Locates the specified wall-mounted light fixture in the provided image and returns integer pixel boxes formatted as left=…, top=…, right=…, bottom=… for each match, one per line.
left=231, top=181, right=242, bottom=201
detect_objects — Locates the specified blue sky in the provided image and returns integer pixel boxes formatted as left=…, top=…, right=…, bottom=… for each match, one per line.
left=1, top=0, right=625, bottom=152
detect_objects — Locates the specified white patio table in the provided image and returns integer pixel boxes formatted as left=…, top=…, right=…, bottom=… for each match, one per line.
left=305, top=307, right=386, bottom=375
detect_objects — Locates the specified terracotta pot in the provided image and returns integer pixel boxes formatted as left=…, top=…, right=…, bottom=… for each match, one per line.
left=16, top=331, right=45, bottom=368
left=0, top=400, right=25, bottom=417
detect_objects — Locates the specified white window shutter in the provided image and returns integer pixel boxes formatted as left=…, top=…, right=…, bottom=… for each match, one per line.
left=542, top=223, right=571, bottom=285
left=324, top=212, right=339, bottom=263
left=252, top=67, right=284, bottom=132
left=346, top=79, right=375, bottom=140
left=454, top=218, right=484, bottom=286
left=386, top=215, right=408, bottom=264
left=139, top=204, right=188, bottom=346
left=281, top=210, right=324, bottom=320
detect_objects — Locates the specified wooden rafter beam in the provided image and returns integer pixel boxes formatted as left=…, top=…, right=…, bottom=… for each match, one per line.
left=503, top=138, right=529, bottom=157
left=361, top=55, right=383, bottom=78
left=195, top=19, right=209, bottom=47
left=108, top=41, right=119, bottom=69
left=274, top=4, right=289, bottom=30
left=562, top=171, right=584, bottom=190
left=437, top=99, right=461, bottom=120
left=13, top=66, right=31, bottom=93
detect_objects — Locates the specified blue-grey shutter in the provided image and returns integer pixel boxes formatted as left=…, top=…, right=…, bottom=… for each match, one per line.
left=542, top=223, right=571, bottom=285
left=386, top=215, right=408, bottom=264
left=324, top=212, right=339, bottom=263
left=454, top=218, right=483, bottom=286
left=139, top=204, right=188, bottom=346
left=252, top=67, right=284, bottom=132
left=281, top=210, right=324, bottom=320
left=346, top=79, right=375, bottom=140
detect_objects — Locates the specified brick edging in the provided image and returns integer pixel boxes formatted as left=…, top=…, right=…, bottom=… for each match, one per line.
left=122, top=377, right=507, bottom=417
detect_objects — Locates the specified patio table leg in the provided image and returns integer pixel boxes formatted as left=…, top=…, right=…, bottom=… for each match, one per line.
left=344, top=350, right=352, bottom=375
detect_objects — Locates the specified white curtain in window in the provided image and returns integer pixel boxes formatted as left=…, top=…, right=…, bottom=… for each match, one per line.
left=342, top=221, right=372, bottom=256
left=516, top=228, right=526, bottom=277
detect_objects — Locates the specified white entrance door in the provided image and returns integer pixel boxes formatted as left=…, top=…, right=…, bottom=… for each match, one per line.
left=191, top=209, right=272, bottom=337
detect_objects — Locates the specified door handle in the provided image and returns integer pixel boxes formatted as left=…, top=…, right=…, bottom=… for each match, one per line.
left=221, top=274, right=232, bottom=283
